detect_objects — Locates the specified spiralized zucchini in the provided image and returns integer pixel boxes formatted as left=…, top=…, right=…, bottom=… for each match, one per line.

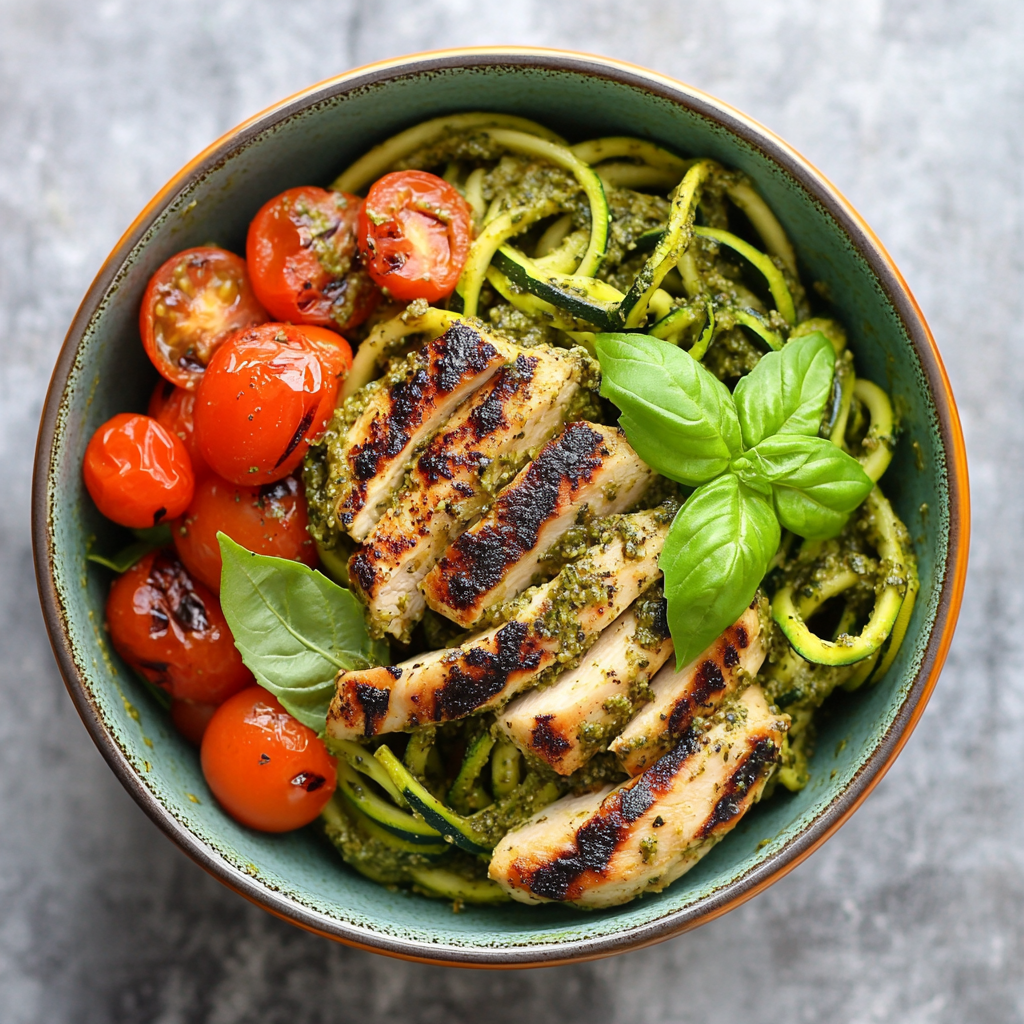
left=312, top=113, right=919, bottom=899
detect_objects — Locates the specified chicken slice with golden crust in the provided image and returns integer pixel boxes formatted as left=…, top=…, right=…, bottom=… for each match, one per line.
left=489, top=684, right=788, bottom=909
left=333, top=321, right=519, bottom=542
left=348, top=348, right=587, bottom=640
left=325, top=507, right=671, bottom=741
left=499, top=593, right=673, bottom=775
left=422, top=422, right=653, bottom=629
left=610, top=601, right=766, bottom=776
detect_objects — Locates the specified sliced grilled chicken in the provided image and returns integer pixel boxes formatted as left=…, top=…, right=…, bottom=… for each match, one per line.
left=489, top=684, right=788, bottom=908
left=610, top=602, right=766, bottom=776
left=333, top=321, right=519, bottom=542
left=422, top=422, right=653, bottom=629
left=348, top=348, right=586, bottom=640
left=499, top=595, right=673, bottom=775
left=326, top=507, right=671, bottom=741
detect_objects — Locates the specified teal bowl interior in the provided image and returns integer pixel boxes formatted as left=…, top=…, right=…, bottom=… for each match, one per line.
left=33, top=51, right=966, bottom=966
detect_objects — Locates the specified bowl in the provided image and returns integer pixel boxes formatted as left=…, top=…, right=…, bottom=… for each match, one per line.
left=32, top=47, right=969, bottom=967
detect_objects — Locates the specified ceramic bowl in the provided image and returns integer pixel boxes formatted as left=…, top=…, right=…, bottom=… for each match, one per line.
left=32, top=48, right=969, bottom=967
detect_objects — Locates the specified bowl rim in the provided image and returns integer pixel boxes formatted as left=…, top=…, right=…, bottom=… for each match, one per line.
left=32, top=45, right=970, bottom=969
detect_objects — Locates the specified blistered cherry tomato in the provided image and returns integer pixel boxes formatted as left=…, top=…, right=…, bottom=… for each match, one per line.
left=201, top=687, right=336, bottom=832
left=193, top=323, right=339, bottom=486
left=290, top=324, right=353, bottom=381
left=140, top=247, right=268, bottom=390
left=246, top=186, right=380, bottom=332
left=148, top=380, right=212, bottom=480
left=84, top=413, right=195, bottom=529
left=106, top=549, right=253, bottom=704
left=174, top=474, right=317, bottom=592
left=358, top=170, right=473, bottom=302
left=170, top=698, right=218, bottom=746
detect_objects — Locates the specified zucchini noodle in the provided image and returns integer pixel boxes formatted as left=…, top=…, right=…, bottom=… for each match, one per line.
left=307, top=112, right=919, bottom=903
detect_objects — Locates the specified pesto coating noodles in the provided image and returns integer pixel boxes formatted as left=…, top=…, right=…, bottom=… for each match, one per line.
left=297, top=114, right=916, bottom=907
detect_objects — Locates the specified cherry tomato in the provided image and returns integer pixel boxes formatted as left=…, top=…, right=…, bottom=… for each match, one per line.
left=201, top=687, right=336, bottom=832
left=170, top=698, right=218, bottom=746
left=246, top=186, right=380, bottom=332
left=290, top=324, right=353, bottom=381
left=84, top=413, right=195, bottom=529
left=140, top=247, right=268, bottom=390
left=358, top=170, right=473, bottom=303
left=148, top=379, right=212, bottom=480
left=193, top=323, right=339, bottom=486
left=106, top=549, right=253, bottom=704
left=174, top=474, right=317, bottom=592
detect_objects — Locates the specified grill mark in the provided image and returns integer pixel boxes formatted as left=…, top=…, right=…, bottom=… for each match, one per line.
left=722, top=643, right=739, bottom=668
left=275, top=404, right=317, bottom=468
left=431, top=422, right=609, bottom=612
left=348, top=552, right=377, bottom=595
left=697, top=737, right=779, bottom=838
left=530, top=715, right=572, bottom=762
left=734, top=624, right=749, bottom=649
left=354, top=683, right=391, bottom=736
left=147, top=551, right=211, bottom=633
left=666, top=659, right=726, bottom=737
left=433, top=620, right=544, bottom=720
left=522, top=726, right=704, bottom=901
left=345, top=323, right=500, bottom=491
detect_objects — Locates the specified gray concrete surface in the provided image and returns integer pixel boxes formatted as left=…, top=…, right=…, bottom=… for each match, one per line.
left=0, top=0, right=1017, bottom=1020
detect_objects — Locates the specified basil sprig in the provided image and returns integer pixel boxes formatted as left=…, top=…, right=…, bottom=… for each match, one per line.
left=218, top=534, right=389, bottom=731
left=595, top=332, right=873, bottom=667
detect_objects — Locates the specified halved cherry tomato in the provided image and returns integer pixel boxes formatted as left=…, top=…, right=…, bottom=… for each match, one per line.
left=174, top=473, right=317, bottom=592
left=358, top=170, right=473, bottom=303
left=246, top=186, right=380, bottom=332
left=84, top=413, right=195, bottom=529
left=170, top=698, right=218, bottom=746
left=148, top=380, right=212, bottom=479
left=140, top=247, right=268, bottom=390
left=106, top=549, right=253, bottom=704
left=193, top=323, right=339, bottom=486
left=201, top=687, right=336, bottom=832
left=290, top=324, right=353, bottom=382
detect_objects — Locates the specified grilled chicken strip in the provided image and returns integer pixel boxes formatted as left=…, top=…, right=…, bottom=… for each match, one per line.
left=348, top=348, right=587, bottom=640
left=499, top=593, right=673, bottom=775
left=326, top=507, right=671, bottom=741
left=333, top=321, right=519, bottom=542
left=610, top=602, right=766, bottom=776
left=422, top=422, right=653, bottom=629
left=489, top=684, right=788, bottom=909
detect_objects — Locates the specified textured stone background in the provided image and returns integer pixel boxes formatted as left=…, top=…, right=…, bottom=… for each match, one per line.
left=1, top=0, right=1018, bottom=1020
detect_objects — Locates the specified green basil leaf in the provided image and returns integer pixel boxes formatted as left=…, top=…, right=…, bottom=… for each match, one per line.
left=595, top=333, right=741, bottom=486
left=739, top=434, right=874, bottom=539
left=660, top=473, right=780, bottom=668
left=733, top=331, right=835, bottom=448
left=218, top=534, right=389, bottom=731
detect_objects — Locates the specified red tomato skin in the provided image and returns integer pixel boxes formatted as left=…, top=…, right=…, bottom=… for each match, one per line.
left=358, top=170, right=473, bottom=303
left=246, top=187, right=380, bottom=332
left=140, top=246, right=268, bottom=390
left=170, top=698, right=218, bottom=746
left=106, top=549, right=253, bottom=704
left=193, top=323, right=339, bottom=486
left=290, top=324, right=353, bottom=381
left=201, top=688, right=336, bottom=832
left=83, top=413, right=195, bottom=529
left=174, top=473, right=317, bottom=592
left=148, top=380, right=212, bottom=480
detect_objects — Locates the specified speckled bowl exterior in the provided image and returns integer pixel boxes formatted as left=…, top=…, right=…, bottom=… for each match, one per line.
left=32, top=48, right=969, bottom=967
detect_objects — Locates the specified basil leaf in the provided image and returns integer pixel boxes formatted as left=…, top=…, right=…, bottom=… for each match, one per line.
left=660, top=473, right=780, bottom=668
left=738, top=434, right=874, bottom=539
left=733, top=331, right=835, bottom=448
left=218, top=534, right=389, bottom=731
left=595, top=333, right=741, bottom=486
